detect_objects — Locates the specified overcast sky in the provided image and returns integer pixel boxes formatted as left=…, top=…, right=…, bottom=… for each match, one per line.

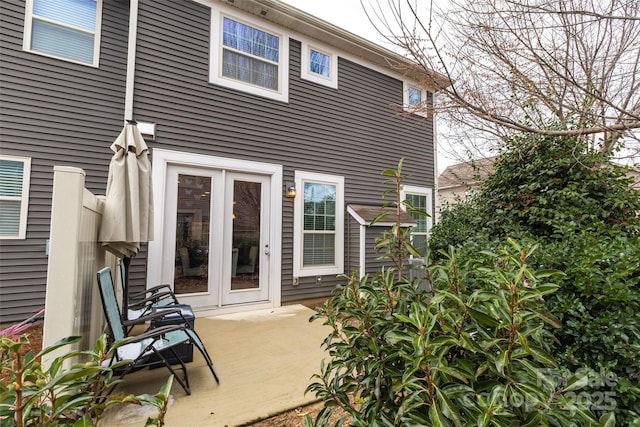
left=281, top=1, right=381, bottom=39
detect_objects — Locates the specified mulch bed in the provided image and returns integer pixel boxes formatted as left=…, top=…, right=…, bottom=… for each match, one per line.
left=0, top=321, right=43, bottom=382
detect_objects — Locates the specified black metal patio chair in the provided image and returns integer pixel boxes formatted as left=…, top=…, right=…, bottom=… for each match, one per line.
left=97, top=267, right=219, bottom=395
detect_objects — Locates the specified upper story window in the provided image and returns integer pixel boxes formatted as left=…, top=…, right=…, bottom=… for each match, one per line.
left=0, top=156, right=31, bottom=239
left=310, top=49, right=330, bottom=76
left=293, top=171, right=344, bottom=277
left=301, top=41, right=338, bottom=89
left=403, top=82, right=430, bottom=114
left=210, top=5, right=289, bottom=102
left=409, top=87, right=423, bottom=106
left=401, top=185, right=433, bottom=256
left=23, top=0, right=102, bottom=66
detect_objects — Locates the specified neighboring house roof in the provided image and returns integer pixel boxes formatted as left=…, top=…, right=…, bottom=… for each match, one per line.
left=438, top=157, right=497, bottom=191
left=222, top=0, right=449, bottom=90
left=439, top=158, right=639, bottom=192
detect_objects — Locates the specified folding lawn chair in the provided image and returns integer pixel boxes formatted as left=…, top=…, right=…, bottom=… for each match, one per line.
left=97, top=267, right=219, bottom=395
left=118, top=259, right=181, bottom=322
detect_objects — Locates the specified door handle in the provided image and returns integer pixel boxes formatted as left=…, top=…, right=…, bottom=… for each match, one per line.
left=264, top=244, right=270, bottom=255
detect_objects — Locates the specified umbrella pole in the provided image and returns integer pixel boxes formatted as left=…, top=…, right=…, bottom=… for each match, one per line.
left=122, top=256, right=131, bottom=321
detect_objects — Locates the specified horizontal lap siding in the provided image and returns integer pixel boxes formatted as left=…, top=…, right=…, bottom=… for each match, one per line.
left=346, top=216, right=361, bottom=276
left=134, top=0, right=434, bottom=302
left=0, top=0, right=129, bottom=324
left=364, top=226, right=397, bottom=275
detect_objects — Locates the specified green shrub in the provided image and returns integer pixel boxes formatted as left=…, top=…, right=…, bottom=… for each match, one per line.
left=308, top=240, right=613, bottom=426
left=305, top=161, right=608, bottom=426
left=0, top=334, right=171, bottom=427
left=430, top=135, right=640, bottom=256
left=428, top=200, right=485, bottom=257
left=474, top=135, right=639, bottom=239
left=536, top=229, right=640, bottom=425
left=428, top=135, right=640, bottom=424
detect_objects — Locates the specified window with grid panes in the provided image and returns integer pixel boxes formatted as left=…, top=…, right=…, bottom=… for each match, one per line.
left=293, top=171, right=344, bottom=277
left=0, top=157, right=31, bottom=239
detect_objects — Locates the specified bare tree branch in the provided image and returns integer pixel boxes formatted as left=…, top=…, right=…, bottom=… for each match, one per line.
left=365, top=0, right=640, bottom=159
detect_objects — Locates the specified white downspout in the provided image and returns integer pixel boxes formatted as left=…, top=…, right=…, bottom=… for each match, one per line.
left=124, top=0, right=139, bottom=122
left=359, top=224, right=366, bottom=279
left=432, top=92, right=439, bottom=224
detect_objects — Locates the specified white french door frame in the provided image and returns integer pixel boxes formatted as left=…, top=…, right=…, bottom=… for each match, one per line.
left=221, top=172, right=271, bottom=305
left=148, top=148, right=283, bottom=316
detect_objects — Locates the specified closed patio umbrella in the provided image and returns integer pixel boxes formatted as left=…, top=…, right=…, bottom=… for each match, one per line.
left=99, top=122, right=153, bottom=319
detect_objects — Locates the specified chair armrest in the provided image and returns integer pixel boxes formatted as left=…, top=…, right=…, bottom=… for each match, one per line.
left=133, top=308, right=191, bottom=326
left=121, top=308, right=182, bottom=328
left=129, top=284, right=174, bottom=299
left=128, top=291, right=176, bottom=310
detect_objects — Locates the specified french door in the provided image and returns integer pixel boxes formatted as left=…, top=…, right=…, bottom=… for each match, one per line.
left=162, top=165, right=270, bottom=309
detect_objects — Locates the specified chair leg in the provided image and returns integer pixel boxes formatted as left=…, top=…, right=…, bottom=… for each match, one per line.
left=193, top=341, right=220, bottom=384
left=184, top=329, right=220, bottom=384
left=151, top=347, right=191, bottom=395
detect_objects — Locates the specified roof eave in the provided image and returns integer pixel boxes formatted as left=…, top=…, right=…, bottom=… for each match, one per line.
left=222, top=0, right=450, bottom=91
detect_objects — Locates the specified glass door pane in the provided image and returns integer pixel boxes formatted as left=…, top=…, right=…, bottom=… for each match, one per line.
left=231, top=180, right=261, bottom=291
left=174, top=174, right=211, bottom=294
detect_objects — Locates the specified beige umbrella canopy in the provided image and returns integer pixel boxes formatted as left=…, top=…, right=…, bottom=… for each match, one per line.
left=99, top=123, right=153, bottom=318
left=99, top=123, right=153, bottom=257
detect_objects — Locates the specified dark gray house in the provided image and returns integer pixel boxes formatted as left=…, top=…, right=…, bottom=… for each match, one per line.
left=0, top=0, right=440, bottom=323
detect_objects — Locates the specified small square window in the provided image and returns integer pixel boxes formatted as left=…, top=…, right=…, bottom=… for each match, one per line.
left=409, top=87, right=422, bottom=106
left=24, top=0, right=102, bottom=66
left=404, top=82, right=430, bottom=115
left=301, top=41, right=338, bottom=89
left=0, top=156, right=31, bottom=239
left=309, top=49, right=330, bottom=77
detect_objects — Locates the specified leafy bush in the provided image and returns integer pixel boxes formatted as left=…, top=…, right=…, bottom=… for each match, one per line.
left=305, top=161, right=608, bottom=426
left=429, top=135, right=640, bottom=424
left=431, top=135, right=639, bottom=254
left=0, top=334, right=171, bottom=426
left=536, top=229, right=640, bottom=425
left=427, top=200, right=484, bottom=257
left=475, top=135, right=639, bottom=239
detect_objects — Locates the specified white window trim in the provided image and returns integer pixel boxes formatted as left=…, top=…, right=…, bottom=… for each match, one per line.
left=401, top=185, right=433, bottom=255
left=209, top=3, right=289, bottom=103
left=23, top=0, right=102, bottom=67
left=0, top=155, right=31, bottom=240
left=403, top=81, right=430, bottom=116
left=293, top=171, right=344, bottom=277
left=300, top=40, right=338, bottom=89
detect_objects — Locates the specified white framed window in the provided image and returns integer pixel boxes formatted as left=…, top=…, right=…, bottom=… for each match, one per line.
left=293, top=171, right=344, bottom=277
left=300, top=41, right=338, bottom=89
left=23, top=0, right=102, bottom=66
left=403, top=82, right=430, bottom=114
left=409, top=87, right=422, bottom=106
left=0, top=156, right=31, bottom=239
left=210, top=4, right=289, bottom=102
left=401, top=185, right=433, bottom=256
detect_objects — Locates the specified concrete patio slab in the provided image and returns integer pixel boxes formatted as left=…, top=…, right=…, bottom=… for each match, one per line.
left=101, top=304, right=330, bottom=427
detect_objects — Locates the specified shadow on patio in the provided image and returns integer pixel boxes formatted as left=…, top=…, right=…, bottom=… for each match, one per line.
left=101, top=304, right=330, bottom=427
